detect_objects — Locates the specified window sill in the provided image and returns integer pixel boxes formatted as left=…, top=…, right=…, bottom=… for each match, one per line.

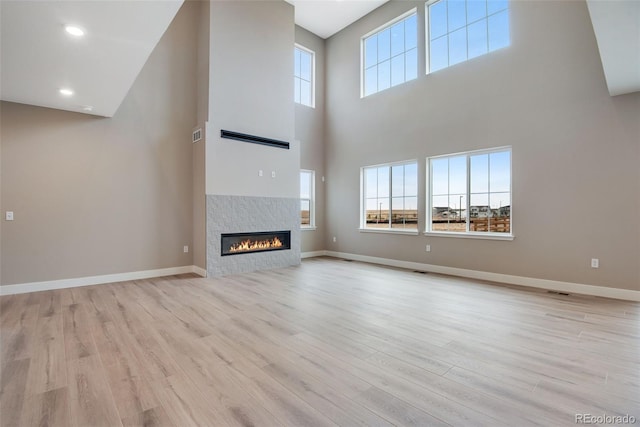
left=424, top=231, right=514, bottom=241
left=301, top=226, right=317, bottom=231
left=359, top=228, right=419, bottom=236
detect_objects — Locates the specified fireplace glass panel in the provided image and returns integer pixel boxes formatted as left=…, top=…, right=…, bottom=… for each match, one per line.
left=221, top=231, right=291, bottom=256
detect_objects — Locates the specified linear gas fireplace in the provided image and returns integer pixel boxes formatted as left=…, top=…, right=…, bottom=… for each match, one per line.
left=221, top=230, right=291, bottom=256
left=208, top=195, right=300, bottom=277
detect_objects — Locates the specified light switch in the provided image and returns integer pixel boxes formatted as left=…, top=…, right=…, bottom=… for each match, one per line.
left=5, top=211, right=14, bottom=221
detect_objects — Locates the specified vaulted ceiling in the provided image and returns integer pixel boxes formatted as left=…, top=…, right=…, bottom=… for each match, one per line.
left=0, top=0, right=637, bottom=119
left=586, top=0, right=640, bottom=96
left=284, top=0, right=388, bottom=39
left=0, top=0, right=183, bottom=117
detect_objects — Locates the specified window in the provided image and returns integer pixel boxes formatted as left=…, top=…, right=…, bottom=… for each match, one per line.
left=294, top=45, right=314, bottom=107
left=362, top=10, right=418, bottom=97
left=362, top=161, right=418, bottom=231
left=300, top=170, right=315, bottom=228
left=428, top=147, right=511, bottom=236
left=427, top=0, right=509, bottom=73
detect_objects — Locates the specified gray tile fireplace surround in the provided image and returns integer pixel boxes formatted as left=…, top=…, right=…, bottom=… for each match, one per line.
left=206, top=195, right=301, bottom=277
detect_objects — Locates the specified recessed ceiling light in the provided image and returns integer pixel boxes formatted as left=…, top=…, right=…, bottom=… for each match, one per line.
left=59, top=88, right=74, bottom=96
left=65, top=26, right=85, bottom=37
left=82, top=106, right=93, bottom=112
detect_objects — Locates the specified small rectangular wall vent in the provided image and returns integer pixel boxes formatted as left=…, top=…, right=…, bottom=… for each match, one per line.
left=220, top=129, right=289, bottom=150
left=192, top=128, right=202, bottom=143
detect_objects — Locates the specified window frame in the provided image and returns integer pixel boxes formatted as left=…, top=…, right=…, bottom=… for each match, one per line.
left=360, top=8, right=418, bottom=98
left=360, top=159, right=419, bottom=235
left=425, top=0, right=510, bottom=75
left=300, top=169, right=316, bottom=230
left=294, top=44, right=316, bottom=108
left=426, top=146, right=513, bottom=240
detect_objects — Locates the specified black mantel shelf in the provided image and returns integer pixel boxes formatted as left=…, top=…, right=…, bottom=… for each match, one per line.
left=220, top=130, right=290, bottom=150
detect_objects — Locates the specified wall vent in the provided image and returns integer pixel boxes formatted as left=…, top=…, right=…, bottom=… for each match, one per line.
left=192, top=128, right=202, bottom=143
left=547, top=290, right=570, bottom=296
left=220, top=129, right=289, bottom=150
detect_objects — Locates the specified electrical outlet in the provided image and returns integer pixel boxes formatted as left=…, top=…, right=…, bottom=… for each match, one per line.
left=426, top=244, right=431, bottom=252
left=591, top=258, right=599, bottom=268
left=333, top=236, right=337, bottom=243
left=184, top=246, right=189, bottom=253
left=259, top=170, right=263, bottom=177
left=5, top=211, right=14, bottom=221
left=271, top=171, right=276, bottom=178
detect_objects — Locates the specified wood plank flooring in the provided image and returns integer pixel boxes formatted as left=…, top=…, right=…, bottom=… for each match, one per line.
left=1, top=257, right=638, bottom=426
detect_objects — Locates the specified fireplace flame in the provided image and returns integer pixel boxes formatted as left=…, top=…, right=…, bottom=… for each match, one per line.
left=229, top=236, right=283, bottom=253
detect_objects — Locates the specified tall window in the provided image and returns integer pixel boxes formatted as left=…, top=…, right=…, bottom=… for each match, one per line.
left=362, top=10, right=418, bottom=97
left=300, top=170, right=315, bottom=228
left=294, top=45, right=314, bottom=107
left=427, top=0, right=509, bottom=73
left=428, top=147, right=511, bottom=235
left=362, top=161, right=418, bottom=230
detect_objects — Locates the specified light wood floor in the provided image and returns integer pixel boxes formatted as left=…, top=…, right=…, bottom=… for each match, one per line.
left=1, top=257, right=638, bottom=426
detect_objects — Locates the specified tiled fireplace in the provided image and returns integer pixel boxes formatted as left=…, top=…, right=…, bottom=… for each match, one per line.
left=206, top=195, right=300, bottom=277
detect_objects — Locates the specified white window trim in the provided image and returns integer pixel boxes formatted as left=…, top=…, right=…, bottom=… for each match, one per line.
left=423, top=231, right=514, bottom=240
left=425, top=0, right=434, bottom=75
left=424, top=0, right=510, bottom=76
left=426, top=146, right=513, bottom=239
left=360, top=159, right=419, bottom=233
left=360, top=8, right=418, bottom=98
left=360, top=228, right=419, bottom=235
left=301, top=169, right=315, bottom=229
left=294, top=44, right=316, bottom=108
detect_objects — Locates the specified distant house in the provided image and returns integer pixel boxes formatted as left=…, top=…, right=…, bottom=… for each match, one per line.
left=469, top=205, right=510, bottom=218
left=469, top=205, right=491, bottom=218
left=499, top=205, right=511, bottom=217
left=432, top=207, right=458, bottom=220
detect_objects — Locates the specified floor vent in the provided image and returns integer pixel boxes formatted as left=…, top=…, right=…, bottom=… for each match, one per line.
left=548, top=290, right=570, bottom=296
left=343, top=259, right=353, bottom=262
left=413, top=270, right=428, bottom=274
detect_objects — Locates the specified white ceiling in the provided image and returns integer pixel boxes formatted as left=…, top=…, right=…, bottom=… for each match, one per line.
left=0, top=0, right=636, bottom=120
left=0, top=0, right=183, bottom=117
left=586, top=0, right=640, bottom=96
left=285, top=0, right=388, bottom=39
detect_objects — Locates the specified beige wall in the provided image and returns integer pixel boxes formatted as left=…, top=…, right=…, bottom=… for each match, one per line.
left=2, top=0, right=637, bottom=292
left=192, top=0, right=210, bottom=270
left=0, top=2, right=199, bottom=285
left=196, top=0, right=210, bottom=128
left=324, top=0, right=640, bottom=290
left=295, top=25, right=326, bottom=253
left=206, top=0, right=299, bottom=199
left=192, top=139, right=206, bottom=270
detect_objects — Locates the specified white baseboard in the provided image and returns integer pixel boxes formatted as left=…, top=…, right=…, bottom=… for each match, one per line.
left=324, top=251, right=640, bottom=302
left=0, top=265, right=203, bottom=296
left=301, top=250, right=328, bottom=259
left=4, top=255, right=636, bottom=302
left=191, top=265, right=207, bottom=277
